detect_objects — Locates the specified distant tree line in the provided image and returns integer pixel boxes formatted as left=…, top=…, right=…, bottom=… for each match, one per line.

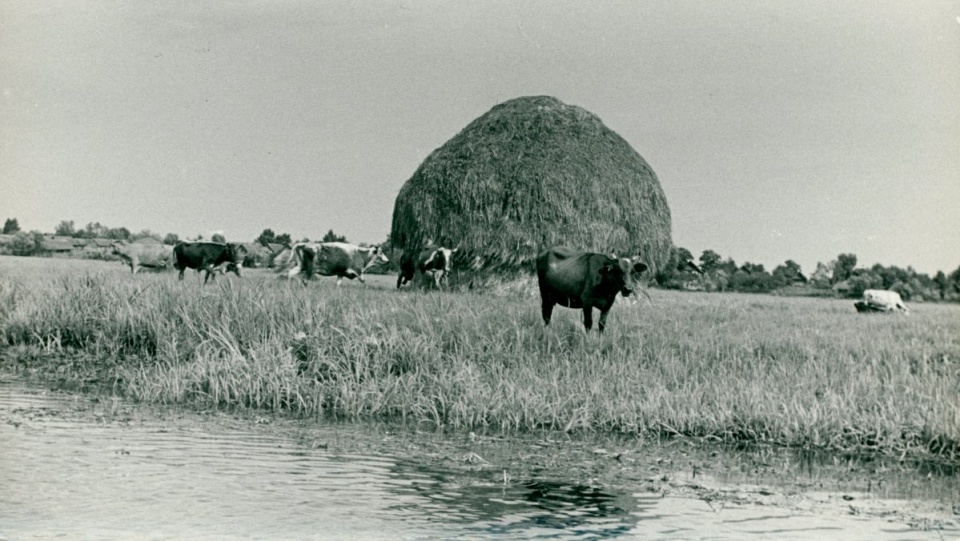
left=4, top=216, right=958, bottom=301
left=49, top=220, right=181, bottom=244
left=656, top=247, right=960, bottom=302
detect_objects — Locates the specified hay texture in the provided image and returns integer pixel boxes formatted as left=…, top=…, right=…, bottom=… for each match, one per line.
left=390, top=96, right=673, bottom=279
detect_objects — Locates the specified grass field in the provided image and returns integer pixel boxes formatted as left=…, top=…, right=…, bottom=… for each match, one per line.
left=1, top=255, right=958, bottom=460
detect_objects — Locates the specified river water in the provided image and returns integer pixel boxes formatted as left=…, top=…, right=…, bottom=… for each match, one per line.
left=1, top=382, right=956, bottom=540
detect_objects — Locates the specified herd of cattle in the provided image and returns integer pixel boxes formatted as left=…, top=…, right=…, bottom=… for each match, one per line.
left=108, top=240, right=909, bottom=333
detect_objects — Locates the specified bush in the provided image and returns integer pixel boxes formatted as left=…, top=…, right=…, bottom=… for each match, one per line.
left=7, top=231, right=43, bottom=256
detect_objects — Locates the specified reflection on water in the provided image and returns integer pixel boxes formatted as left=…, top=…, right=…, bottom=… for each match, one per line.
left=1, top=382, right=956, bottom=541
left=386, top=464, right=648, bottom=539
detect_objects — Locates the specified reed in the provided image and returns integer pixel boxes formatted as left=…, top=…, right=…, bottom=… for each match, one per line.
left=2, top=256, right=958, bottom=460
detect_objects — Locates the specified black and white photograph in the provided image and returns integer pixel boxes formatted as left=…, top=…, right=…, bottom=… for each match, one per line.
left=1, top=2, right=958, bottom=539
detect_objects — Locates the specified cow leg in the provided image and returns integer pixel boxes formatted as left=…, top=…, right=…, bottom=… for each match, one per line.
left=340, top=270, right=362, bottom=284
left=541, top=298, right=555, bottom=326
left=203, top=264, right=216, bottom=285
left=597, top=308, right=611, bottom=334
left=582, top=306, right=594, bottom=332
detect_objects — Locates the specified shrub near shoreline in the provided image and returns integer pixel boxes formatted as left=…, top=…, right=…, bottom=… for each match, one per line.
left=1, top=256, right=958, bottom=461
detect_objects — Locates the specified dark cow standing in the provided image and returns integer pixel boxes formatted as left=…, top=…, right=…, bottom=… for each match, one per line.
left=288, top=242, right=388, bottom=286
left=173, top=241, right=246, bottom=284
left=397, top=245, right=458, bottom=289
left=537, top=247, right=648, bottom=334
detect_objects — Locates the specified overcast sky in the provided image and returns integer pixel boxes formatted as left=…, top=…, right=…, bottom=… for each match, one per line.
left=2, top=1, right=958, bottom=275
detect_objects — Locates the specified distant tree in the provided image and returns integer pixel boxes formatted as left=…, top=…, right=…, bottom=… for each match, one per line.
left=717, top=257, right=738, bottom=275
left=105, top=227, right=130, bottom=241
left=274, top=233, right=292, bottom=246
left=654, top=246, right=700, bottom=289
left=933, top=271, right=948, bottom=301
left=772, top=260, right=805, bottom=287
left=132, top=229, right=162, bottom=242
left=9, top=231, right=43, bottom=256
left=703, top=268, right=730, bottom=292
left=729, top=262, right=775, bottom=293
left=163, top=233, right=180, bottom=245
left=54, top=220, right=76, bottom=237
left=698, top=249, right=722, bottom=273
left=675, top=247, right=695, bottom=266
left=322, top=229, right=347, bottom=243
left=84, top=222, right=108, bottom=239
left=871, top=263, right=909, bottom=290
left=256, top=229, right=276, bottom=246
left=833, top=253, right=857, bottom=284
left=3, top=218, right=20, bottom=234
left=949, top=266, right=960, bottom=295
left=846, top=271, right=882, bottom=298
left=211, top=233, right=226, bottom=243
left=809, top=261, right=833, bottom=289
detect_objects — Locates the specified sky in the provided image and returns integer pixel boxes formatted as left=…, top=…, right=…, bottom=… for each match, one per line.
left=2, top=1, right=958, bottom=275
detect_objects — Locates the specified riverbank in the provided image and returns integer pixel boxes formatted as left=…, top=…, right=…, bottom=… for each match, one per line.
left=2, top=255, right=959, bottom=463
left=3, top=378, right=958, bottom=539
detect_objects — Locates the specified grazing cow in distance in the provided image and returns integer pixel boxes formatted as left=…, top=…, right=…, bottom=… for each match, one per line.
left=173, top=241, right=247, bottom=284
left=537, top=247, right=648, bottom=334
left=397, top=245, right=458, bottom=289
left=111, top=242, right=174, bottom=274
left=855, top=289, right=909, bottom=314
left=287, top=242, right=388, bottom=286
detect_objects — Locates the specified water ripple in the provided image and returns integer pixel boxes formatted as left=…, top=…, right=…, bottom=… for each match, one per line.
left=1, top=383, right=955, bottom=540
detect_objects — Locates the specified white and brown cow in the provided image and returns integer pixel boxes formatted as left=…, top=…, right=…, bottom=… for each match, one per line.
left=287, top=242, right=388, bottom=286
left=397, top=245, right=458, bottom=289
left=111, top=242, right=174, bottom=274
left=855, top=289, right=909, bottom=314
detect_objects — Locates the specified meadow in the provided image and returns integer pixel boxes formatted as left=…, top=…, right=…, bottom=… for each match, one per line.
left=1, top=255, right=958, bottom=461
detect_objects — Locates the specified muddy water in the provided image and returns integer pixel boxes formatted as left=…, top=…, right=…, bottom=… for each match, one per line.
left=1, top=382, right=956, bottom=541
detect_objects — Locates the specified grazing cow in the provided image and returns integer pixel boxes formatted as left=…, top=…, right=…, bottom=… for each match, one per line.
left=537, top=247, right=648, bottom=334
left=111, top=242, right=174, bottom=274
left=397, top=245, right=458, bottom=289
left=287, top=242, right=388, bottom=286
left=855, top=289, right=909, bottom=314
left=173, top=241, right=246, bottom=284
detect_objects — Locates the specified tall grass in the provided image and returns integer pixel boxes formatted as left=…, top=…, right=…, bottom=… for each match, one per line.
left=1, top=256, right=958, bottom=459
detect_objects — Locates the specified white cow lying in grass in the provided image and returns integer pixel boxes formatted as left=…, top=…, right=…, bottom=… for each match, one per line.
left=855, top=289, right=908, bottom=314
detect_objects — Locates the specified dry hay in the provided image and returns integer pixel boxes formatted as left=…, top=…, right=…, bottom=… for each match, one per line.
left=390, top=95, right=672, bottom=287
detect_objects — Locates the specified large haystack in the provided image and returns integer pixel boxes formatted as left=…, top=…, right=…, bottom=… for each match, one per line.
left=391, top=96, right=672, bottom=281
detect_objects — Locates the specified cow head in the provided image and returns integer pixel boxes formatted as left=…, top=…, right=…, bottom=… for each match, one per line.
left=371, top=244, right=390, bottom=265
left=442, top=247, right=458, bottom=271
left=425, top=247, right=457, bottom=272
left=600, top=255, right=649, bottom=298
left=627, top=255, right=649, bottom=282
left=225, top=243, right=247, bottom=276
